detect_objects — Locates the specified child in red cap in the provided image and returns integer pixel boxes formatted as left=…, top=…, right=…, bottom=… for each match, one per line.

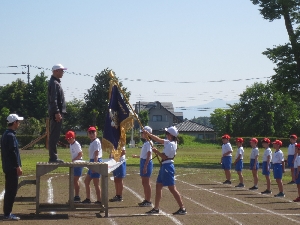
left=65, top=130, right=83, bottom=202
left=221, top=134, right=233, bottom=184
left=249, top=138, right=259, bottom=190
left=272, top=140, right=285, bottom=197
left=234, top=138, right=244, bottom=187
left=287, top=134, right=297, bottom=184
left=261, top=138, right=272, bottom=194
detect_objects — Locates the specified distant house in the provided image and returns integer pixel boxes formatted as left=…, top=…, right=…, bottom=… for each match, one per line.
left=175, top=120, right=216, bottom=140
left=134, top=101, right=183, bottom=134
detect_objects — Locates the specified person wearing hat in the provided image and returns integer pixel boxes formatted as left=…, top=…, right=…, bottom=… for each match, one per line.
left=82, top=126, right=102, bottom=204
left=132, top=126, right=153, bottom=207
left=47, top=64, right=67, bottom=163
left=65, top=130, right=83, bottom=202
left=143, top=126, right=187, bottom=215
left=272, top=140, right=285, bottom=197
left=287, top=134, right=298, bottom=184
left=221, top=134, right=233, bottom=185
left=261, top=138, right=272, bottom=194
left=249, top=138, right=259, bottom=190
left=233, top=138, right=244, bottom=188
left=292, top=143, right=300, bottom=202
left=1, top=114, right=24, bottom=220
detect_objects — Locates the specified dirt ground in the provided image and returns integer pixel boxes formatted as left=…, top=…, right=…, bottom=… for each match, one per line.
left=2, top=166, right=300, bottom=225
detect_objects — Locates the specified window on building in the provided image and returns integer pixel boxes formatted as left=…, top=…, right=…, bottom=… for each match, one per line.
left=153, top=115, right=162, bottom=121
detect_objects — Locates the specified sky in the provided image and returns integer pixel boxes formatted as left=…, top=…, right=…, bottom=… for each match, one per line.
left=0, top=1, right=289, bottom=119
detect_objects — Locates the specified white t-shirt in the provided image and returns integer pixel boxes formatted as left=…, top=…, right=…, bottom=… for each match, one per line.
left=272, top=150, right=284, bottom=164
left=250, top=148, right=259, bottom=159
left=288, top=143, right=296, bottom=155
left=235, top=147, right=244, bottom=159
left=162, top=139, right=177, bottom=164
left=222, top=143, right=232, bottom=156
left=140, top=141, right=152, bottom=159
left=262, top=148, right=272, bottom=162
left=294, top=154, right=300, bottom=168
left=69, top=141, right=82, bottom=161
left=88, top=138, right=102, bottom=159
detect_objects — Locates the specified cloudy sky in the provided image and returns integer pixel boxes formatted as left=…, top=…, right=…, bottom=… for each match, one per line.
left=0, top=0, right=288, bottom=116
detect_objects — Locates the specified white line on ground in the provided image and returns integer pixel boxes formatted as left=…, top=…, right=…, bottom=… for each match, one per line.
left=108, top=212, right=300, bottom=216
left=123, top=185, right=183, bottom=225
left=177, top=179, right=300, bottom=224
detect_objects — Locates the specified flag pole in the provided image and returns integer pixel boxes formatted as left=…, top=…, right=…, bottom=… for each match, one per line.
left=109, top=71, right=162, bottom=165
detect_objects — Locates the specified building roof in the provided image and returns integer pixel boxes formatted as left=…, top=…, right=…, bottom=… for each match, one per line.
left=175, top=120, right=214, bottom=132
left=136, top=101, right=183, bottom=118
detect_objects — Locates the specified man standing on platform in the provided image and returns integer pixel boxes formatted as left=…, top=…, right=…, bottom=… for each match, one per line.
left=1, top=114, right=24, bottom=220
left=47, top=63, right=67, bottom=163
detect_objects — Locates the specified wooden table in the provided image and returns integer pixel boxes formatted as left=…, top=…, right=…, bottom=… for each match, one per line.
left=36, top=162, right=108, bottom=217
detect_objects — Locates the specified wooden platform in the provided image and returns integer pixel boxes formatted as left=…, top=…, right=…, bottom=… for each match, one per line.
left=36, top=162, right=108, bottom=217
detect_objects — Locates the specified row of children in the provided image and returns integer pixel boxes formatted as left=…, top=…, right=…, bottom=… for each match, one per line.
left=66, top=125, right=187, bottom=215
left=65, top=126, right=125, bottom=204
left=221, top=134, right=300, bottom=201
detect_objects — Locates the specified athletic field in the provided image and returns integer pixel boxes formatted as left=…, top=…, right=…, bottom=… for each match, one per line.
left=1, top=144, right=300, bottom=225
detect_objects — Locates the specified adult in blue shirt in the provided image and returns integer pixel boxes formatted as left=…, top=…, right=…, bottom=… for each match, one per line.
left=1, top=114, right=23, bottom=221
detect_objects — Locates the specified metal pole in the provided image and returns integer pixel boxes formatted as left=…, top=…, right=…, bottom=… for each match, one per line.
left=27, top=65, right=30, bottom=84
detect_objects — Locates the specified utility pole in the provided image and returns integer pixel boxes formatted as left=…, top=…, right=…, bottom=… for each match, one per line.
left=21, top=65, right=30, bottom=84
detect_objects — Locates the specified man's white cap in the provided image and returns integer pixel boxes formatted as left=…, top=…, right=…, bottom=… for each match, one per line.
left=165, top=126, right=178, bottom=137
left=52, top=64, right=67, bottom=71
left=141, top=126, right=152, bottom=133
left=7, top=114, right=24, bottom=124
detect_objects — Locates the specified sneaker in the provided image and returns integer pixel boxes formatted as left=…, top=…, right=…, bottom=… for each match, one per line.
left=173, top=208, right=187, bottom=215
left=293, top=197, right=300, bottom=202
left=48, top=159, right=64, bottom=163
left=81, top=198, right=91, bottom=203
left=235, top=183, right=245, bottom=188
left=223, top=180, right=231, bottom=184
left=146, top=208, right=159, bottom=214
left=249, top=186, right=258, bottom=190
left=74, top=196, right=81, bottom=202
left=274, top=192, right=285, bottom=197
left=261, top=189, right=272, bottom=194
left=138, top=200, right=152, bottom=207
left=287, top=181, right=295, bottom=184
left=3, top=214, right=20, bottom=221
left=109, top=195, right=123, bottom=202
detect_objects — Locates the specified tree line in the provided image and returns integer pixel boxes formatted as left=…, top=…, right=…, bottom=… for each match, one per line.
left=0, top=69, right=129, bottom=135
left=210, top=1, right=300, bottom=137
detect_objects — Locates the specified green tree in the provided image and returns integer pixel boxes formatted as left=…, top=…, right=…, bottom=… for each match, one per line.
left=0, top=79, right=28, bottom=117
left=81, top=69, right=130, bottom=131
left=18, top=117, right=42, bottom=135
left=138, top=110, right=149, bottom=127
left=251, top=0, right=300, bottom=100
left=210, top=108, right=229, bottom=135
left=231, top=82, right=297, bottom=137
left=26, top=72, right=48, bottom=120
left=0, top=107, right=10, bottom=133
left=63, top=98, right=85, bottom=132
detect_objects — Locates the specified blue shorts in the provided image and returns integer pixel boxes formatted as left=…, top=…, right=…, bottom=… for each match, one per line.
left=235, top=159, right=243, bottom=171
left=262, top=161, right=270, bottom=176
left=87, top=158, right=102, bottom=178
left=113, top=161, right=126, bottom=178
left=74, top=166, right=83, bottom=177
left=273, top=163, right=283, bottom=179
left=222, top=156, right=232, bottom=170
left=295, top=169, right=300, bottom=184
left=157, top=163, right=175, bottom=186
left=250, top=159, right=259, bottom=170
left=140, top=159, right=153, bottom=177
left=287, top=155, right=294, bottom=168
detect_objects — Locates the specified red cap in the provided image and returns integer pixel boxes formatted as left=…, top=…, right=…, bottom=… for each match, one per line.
left=236, top=138, right=244, bottom=143
left=272, top=140, right=282, bottom=147
left=87, top=126, right=97, bottom=132
left=290, top=134, right=297, bottom=139
left=261, top=138, right=270, bottom=144
left=65, top=131, right=75, bottom=140
left=250, top=138, right=258, bottom=144
left=222, top=134, right=230, bottom=139
left=295, top=143, right=300, bottom=149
